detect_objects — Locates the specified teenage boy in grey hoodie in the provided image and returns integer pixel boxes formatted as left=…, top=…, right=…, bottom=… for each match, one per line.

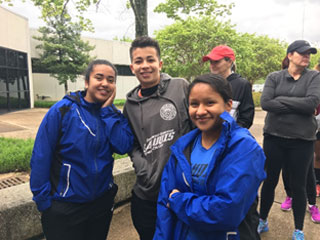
left=123, top=36, right=192, bottom=240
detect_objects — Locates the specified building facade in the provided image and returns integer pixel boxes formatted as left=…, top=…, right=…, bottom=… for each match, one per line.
left=0, top=6, right=33, bottom=113
left=0, top=6, right=138, bottom=113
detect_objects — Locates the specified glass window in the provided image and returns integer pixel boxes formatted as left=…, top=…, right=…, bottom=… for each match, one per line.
left=7, top=50, right=18, bottom=67
left=18, top=52, right=28, bottom=69
left=7, top=69, right=18, bottom=86
left=0, top=47, right=30, bottom=111
left=0, top=48, right=6, bottom=67
left=115, top=64, right=134, bottom=76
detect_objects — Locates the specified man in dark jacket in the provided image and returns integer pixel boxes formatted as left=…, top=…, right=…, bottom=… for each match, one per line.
left=203, top=45, right=258, bottom=240
left=123, top=36, right=192, bottom=240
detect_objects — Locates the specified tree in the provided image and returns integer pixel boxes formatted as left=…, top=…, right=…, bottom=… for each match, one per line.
left=310, top=50, right=320, bottom=69
left=155, top=16, right=237, bottom=81
left=231, top=33, right=286, bottom=83
left=155, top=16, right=286, bottom=83
left=154, top=0, right=234, bottom=21
left=33, top=0, right=94, bottom=94
left=129, top=0, right=148, bottom=37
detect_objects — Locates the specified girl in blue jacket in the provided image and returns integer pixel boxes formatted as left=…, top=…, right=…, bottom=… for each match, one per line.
left=30, top=59, right=133, bottom=240
left=153, top=73, right=266, bottom=240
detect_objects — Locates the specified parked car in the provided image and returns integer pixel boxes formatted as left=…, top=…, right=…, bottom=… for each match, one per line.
left=252, top=84, right=264, bottom=92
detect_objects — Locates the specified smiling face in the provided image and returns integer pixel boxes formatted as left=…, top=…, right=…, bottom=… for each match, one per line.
left=189, top=83, right=232, bottom=135
left=84, top=64, right=116, bottom=104
left=130, top=47, right=163, bottom=89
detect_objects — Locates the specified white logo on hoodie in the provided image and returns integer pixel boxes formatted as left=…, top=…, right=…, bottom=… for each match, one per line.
left=143, top=129, right=175, bottom=155
left=160, top=103, right=177, bottom=121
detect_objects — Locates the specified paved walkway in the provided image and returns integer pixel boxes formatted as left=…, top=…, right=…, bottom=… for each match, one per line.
left=0, top=108, right=319, bottom=239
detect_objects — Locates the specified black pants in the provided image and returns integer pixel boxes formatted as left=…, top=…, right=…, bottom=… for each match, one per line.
left=282, top=158, right=317, bottom=205
left=41, top=184, right=118, bottom=240
left=131, top=191, right=157, bottom=240
left=259, top=135, right=314, bottom=230
left=238, top=197, right=261, bottom=240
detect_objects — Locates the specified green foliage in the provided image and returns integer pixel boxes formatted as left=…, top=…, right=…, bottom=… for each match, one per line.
left=0, top=137, right=128, bottom=173
left=34, top=100, right=58, bottom=108
left=233, top=33, right=286, bottom=84
left=252, top=92, right=262, bottom=107
left=34, top=1, right=95, bottom=93
left=156, top=16, right=237, bottom=81
left=113, top=36, right=133, bottom=43
left=0, top=0, right=14, bottom=5
left=113, top=99, right=126, bottom=106
left=0, top=137, right=34, bottom=173
left=310, top=50, right=320, bottom=69
left=156, top=16, right=286, bottom=83
left=34, top=99, right=126, bottom=108
left=113, top=153, right=128, bottom=160
left=154, top=0, right=234, bottom=21
left=31, top=0, right=96, bottom=32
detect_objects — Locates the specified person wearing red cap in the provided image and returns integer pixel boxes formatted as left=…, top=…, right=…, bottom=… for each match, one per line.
left=203, top=45, right=257, bottom=240
left=202, top=45, right=254, bottom=129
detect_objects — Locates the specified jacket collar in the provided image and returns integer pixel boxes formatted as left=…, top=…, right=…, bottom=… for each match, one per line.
left=126, top=73, right=172, bottom=102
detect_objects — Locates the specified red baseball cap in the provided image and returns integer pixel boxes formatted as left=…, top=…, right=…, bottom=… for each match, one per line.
left=202, top=45, right=235, bottom=62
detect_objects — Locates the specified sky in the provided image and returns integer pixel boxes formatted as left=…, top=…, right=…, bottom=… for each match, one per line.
left=2, top=0, right=320, bottom=47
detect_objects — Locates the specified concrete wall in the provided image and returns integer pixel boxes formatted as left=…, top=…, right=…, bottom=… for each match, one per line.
left=0, top=7, right=29, bottom=52
left=30, top=29, right=137, bottom=101
left=0, top=157, right=136, bottom=240
left=33, top=74, right=139, bottom=101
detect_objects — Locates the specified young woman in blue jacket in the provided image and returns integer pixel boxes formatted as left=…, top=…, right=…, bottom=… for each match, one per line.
left=153, top=73, right=266, bottom=240
left=30, top=59, right=133, bottom=240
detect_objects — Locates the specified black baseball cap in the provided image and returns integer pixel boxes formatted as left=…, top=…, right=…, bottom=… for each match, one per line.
left=287, top=40, right=317, bottom=54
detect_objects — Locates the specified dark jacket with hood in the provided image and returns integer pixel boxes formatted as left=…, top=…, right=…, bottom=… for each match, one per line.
left=30, top=91, right=133, bottom=211
left=123, top=73, right=192, bottom=202
left=227, top=73, right=254, bottom=129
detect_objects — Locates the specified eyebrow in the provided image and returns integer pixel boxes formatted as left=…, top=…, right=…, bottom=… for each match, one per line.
left=95, top=73, right=104, bottom=77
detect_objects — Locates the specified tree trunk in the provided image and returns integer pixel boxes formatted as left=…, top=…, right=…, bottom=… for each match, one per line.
left=64, top=81, right=68, bottom=95
left=130, top=0, right=148, bottom=37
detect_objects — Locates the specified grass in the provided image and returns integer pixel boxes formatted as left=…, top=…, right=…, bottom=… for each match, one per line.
left=0, top=137, right=127, bottom=174
left=0, top=137, right=34, bottom=173
left=252, top=92, right=262, bottom=107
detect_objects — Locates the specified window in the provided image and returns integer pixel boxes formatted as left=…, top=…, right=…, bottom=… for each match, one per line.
left=0, top=47, right=30, bottom=111
left=115, top=64, right=134, bottom=76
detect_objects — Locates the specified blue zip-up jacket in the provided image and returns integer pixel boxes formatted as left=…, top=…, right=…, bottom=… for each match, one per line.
left=30, top=91, right=133, bottom=212
left=154, top=112, right=266, bottom=240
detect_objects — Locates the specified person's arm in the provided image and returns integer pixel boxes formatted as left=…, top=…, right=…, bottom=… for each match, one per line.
left=273, top=73, right=320, bottom=115
left=100, top=105, right=134, bottom=154
left=168, top=137, right=266, bottom=232
left=30, top=106, right=61, bottom=212
left=153, top=156, right=177, bottom=240
left=260, top=73, right=292, bottom=113
left=237, top=81, right=254, bottom=129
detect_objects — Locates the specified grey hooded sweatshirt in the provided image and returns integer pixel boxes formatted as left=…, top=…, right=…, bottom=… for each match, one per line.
left=123, top=73, right=191, bottom=202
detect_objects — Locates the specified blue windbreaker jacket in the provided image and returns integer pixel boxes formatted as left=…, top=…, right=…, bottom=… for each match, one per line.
left=153, top=112, right=266, bottom=240
left=30, top=91, right=133, bottom=211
